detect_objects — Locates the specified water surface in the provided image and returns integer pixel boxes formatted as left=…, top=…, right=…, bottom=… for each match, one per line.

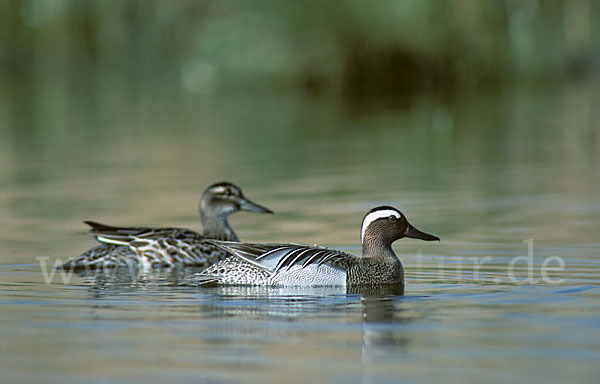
left=1, top=81, right=599, bottom=383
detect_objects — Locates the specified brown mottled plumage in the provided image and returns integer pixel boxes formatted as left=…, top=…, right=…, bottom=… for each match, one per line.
left=58, top=182, right=273, bottom=270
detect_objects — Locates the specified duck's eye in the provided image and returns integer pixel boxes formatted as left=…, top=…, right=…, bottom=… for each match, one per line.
left=224, top=189, right=232, bottom=196
left=388, top=215, right=398, bottom=222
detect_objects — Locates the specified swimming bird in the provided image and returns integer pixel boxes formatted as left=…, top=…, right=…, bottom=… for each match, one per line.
left=192, top=206, right=439, bottom=289
left=58, top=181, right=273, bottom=270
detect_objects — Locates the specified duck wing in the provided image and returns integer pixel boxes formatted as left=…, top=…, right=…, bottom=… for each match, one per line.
left=93, top=236, right=228, bottom=267
left=85, top=221, right=203, bottom=241
left=208, top=241, right=360, bottom=273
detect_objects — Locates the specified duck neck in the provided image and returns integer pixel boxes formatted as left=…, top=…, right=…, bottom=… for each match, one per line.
left=199, top=208, right=239, bottom=241
left=353, top=236, right=404, bottom=285
left=361, top=236, right=397, bottom=260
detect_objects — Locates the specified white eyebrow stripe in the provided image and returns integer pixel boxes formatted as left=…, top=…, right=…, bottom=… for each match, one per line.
left=361, top=210, right=401, bottom=242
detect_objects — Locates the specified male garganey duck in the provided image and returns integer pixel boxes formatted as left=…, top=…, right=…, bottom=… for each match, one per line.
left=192, top=206, right=439, bottom=291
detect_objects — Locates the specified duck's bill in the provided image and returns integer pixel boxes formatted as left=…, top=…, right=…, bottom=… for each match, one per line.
left=404, top=224, right=440, bottom=241
left=240, top=198, right=274, bottom=214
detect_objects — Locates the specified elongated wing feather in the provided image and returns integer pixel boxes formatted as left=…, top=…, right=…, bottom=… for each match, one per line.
left=85, top=221, right=204, bottom=242
left=270, top=246, right=357, bottom=272
left=201, top=241, right=285, bottom=270
left=208, top=241, right=360, bottom=273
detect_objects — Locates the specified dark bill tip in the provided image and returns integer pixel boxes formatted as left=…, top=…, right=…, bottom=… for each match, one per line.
left=404, top=224, right=440, bottom=241
left=240, top=199, right=274, bottom=214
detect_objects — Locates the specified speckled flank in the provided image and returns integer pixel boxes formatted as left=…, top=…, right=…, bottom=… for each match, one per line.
left=201, top=257, right=271, bottom=285
left=268, top=264, right=346, bottom=286
left=198, top=253, right=346, bottom=287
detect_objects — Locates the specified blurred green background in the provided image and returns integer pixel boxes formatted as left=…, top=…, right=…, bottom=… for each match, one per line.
left=2, top=0, right=598, bottom=226
left=2, top=0, right=599, bottom=98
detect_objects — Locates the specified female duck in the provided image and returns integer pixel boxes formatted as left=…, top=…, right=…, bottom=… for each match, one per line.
left=58, top=181, right=273, bottom=270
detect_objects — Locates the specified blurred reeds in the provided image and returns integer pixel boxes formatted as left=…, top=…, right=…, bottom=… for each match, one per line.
left=1, top=0, right=598, bottom=98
